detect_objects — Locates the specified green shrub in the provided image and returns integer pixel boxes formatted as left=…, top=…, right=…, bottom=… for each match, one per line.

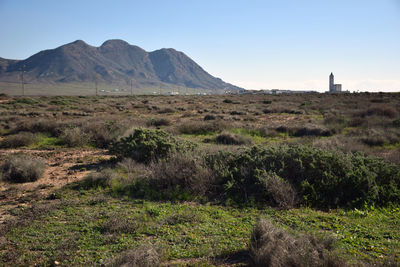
left=223, top=99, right=233, bottom=103
left=11, top=97, right=38, bottom=105
left=206, top=145, right=400, bottom=208
left=0, top=132, right=38, bottom=148
left=110, top=128, right=195, bottom=163
left=1, top=155, right=46, bottom=183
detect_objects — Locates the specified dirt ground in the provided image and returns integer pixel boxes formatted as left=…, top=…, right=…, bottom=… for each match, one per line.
left=0, top=148, right=110, bottom=224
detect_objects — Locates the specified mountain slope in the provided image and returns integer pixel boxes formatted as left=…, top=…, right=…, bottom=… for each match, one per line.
left=0, top=40, right=241, bottom=91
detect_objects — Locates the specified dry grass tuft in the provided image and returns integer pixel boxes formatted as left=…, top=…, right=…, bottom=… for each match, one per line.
left=107, top=244, right=163, bottom=267
left=150, top=152, right=214, bottom=196
left=0, top=155, right=46, bottom=183
left=261, top=172, right=298, bottom=209
left=0, top=132, right=38, bottom=148
left=215, top=132, right=251, bottom=145
left=250, top=219, right=345, bottom=267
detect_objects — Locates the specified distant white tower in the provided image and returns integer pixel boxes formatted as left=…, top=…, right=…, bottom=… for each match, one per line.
left=329, top=72, right=335, bottom=93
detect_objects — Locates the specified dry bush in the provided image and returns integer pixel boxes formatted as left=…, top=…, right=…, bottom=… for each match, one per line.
left=157, top=107, right=174, bottom=114
left=99, top=215, right=137, bottom=234
left=117, top=158, right=151, bottom=180
left=164, top=210, right=203, bottom=225
left=78, top=169, right=118, bottom=189
left=150, top=152, right=214, bottom=196
left=0, top=132, right=38, bottom=148
left=146, top=118, right=171, bottom=127
left=178, top=121, right=227, bottom=135
left=60, top=127, right=89, bottom=147
left=263, top=107, right=303, bottom=115
left=312, top=136, right=373, bottom=155
left=380, top=148, right=400, bottom=166
left=257, top=127, right=280, bottom=138
left=215, top=132, right=252, bottom=145
left=12, top=119, right=62, bottom=136
left=107, top=244, right=163, bottom=267
left=250, top=219, right=344, bottom=267
left=360, top=106, right=398, bottom=118
left=118, top=158, right=139, bottom=174
left=82, top=120, right=128, bottom=148
left=348, top=117, right=365, bottom=127
left=276, top=125, right=332, bottom=137
left=204, top=114, right=216, bottom=120
left=323, top=113, right=344, bottom=124
left=360, top=129, right=400, bottom=147
left=0, top=155, right=46, bottom=183
left=260, top=172, right=298, bottom=209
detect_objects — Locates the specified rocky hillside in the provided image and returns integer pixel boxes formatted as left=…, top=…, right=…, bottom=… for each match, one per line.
left=0, top=40, right=241, bottom=91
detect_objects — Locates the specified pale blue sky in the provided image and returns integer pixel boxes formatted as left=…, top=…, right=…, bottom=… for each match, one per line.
left=0, top=0, right=399, bottom=91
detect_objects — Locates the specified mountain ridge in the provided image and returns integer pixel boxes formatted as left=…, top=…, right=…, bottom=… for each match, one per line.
left=0, top=39, right=242, bottom=92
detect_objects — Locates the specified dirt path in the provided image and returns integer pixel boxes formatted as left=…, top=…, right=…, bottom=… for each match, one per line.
left=0, top=148, right=110, bottom=224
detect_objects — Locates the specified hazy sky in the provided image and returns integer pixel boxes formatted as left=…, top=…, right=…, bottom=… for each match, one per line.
left=0, top=0, right=399, bottom=92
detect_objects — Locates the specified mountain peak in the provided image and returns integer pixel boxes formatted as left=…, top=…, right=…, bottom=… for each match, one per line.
left=70, top=40, right=90, bottom=47
left=0, top=39, right=242, bottom=92
left=101, top=39, right=130, bottom=48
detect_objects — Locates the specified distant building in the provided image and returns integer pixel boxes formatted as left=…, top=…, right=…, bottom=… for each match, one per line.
left=334, top=84, right=342, bottom=92
left=329, top=73, right=335, bottom=92
left=329, top=73, right=343, bottom=93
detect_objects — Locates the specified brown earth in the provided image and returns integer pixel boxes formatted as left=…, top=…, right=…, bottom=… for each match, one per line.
left=0, top=148, right=110, bottom=224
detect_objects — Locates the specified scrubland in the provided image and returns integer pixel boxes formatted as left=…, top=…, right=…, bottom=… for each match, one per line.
left=0, top=92, right=399, bottom=266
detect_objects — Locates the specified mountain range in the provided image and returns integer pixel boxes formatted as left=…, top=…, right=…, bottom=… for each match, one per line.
left=0, top=39, right=242, bottom=92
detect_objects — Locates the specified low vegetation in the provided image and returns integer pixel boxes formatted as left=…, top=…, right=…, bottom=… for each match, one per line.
left=250, top=219, right=344, bottom=267
left=109, top=128, right=196, bottom=163
left=0, top=132, right=38, bottom=148
left=0, top=93, right=399, bottom=266
left=0, top=155, right=46, bottom=183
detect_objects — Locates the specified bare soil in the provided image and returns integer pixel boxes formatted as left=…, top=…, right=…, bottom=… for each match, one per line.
left=0, top=148, right=110, bottom=224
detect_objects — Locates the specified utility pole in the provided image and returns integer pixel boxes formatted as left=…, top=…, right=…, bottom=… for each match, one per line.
left=95, top=80, right=98, bottom=96
left=159, top=86, right=161, bottom=95
left=130, top=79, right=133, bottom=95
left=21, top=65, right=25, bottom=96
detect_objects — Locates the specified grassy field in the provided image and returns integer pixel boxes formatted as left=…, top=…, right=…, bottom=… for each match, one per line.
left=0, top=93, right=399, bottom=266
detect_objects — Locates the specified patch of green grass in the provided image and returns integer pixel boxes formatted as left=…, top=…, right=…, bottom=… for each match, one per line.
left=1, top=186, right=399, bottom=266
left=382, top=142, right=400, bottom=149
left=229, top=128, right=277, bottom=144
left=2, top=189, right=259, bottom=266
left=263, top=206, right=400, bottom=264
left=343, top=127, right=357, bottom=135
left=32, top=134, right=64, bottom=148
